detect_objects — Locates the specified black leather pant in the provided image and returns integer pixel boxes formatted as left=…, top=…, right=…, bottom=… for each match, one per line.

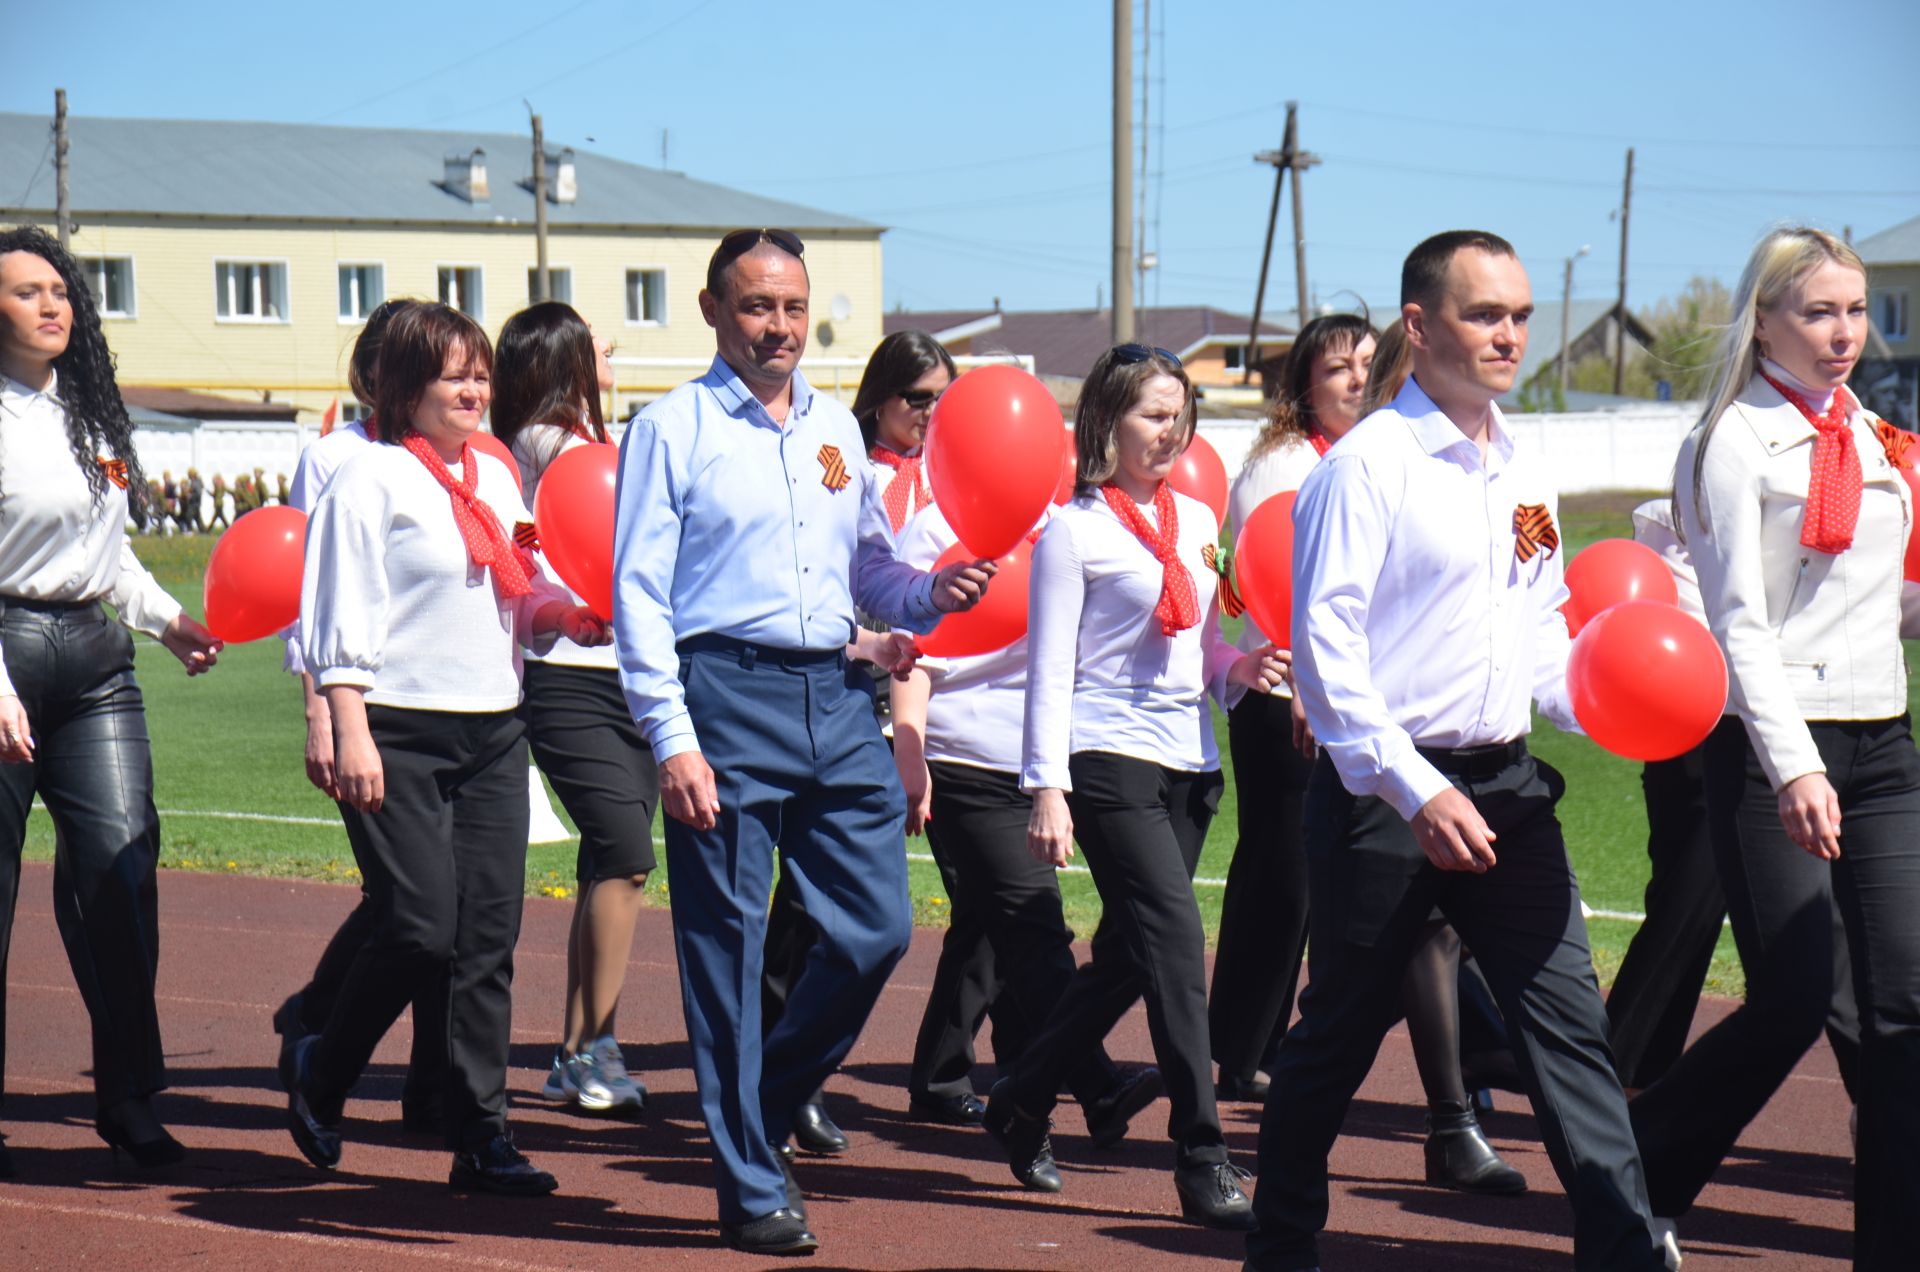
left=0, top=600, right=167, bottom=1114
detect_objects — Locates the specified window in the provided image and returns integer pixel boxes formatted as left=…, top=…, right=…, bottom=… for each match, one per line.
left=527, top=267, right=572, bottom=304
left=438, top=266, right=484, bottom=319
left=337, top=263, right=384, bottom=321
left=1222, top=344, right=1245, bottom=371
left=1874, top=288, right=1909, bottom=342
left=625, top=268, right=666, bottom=325
left=215, top=260, right=288, bottom=322
left=341, top=400, right=372, bottom=424
left=83, top=257, right=136, bottom=317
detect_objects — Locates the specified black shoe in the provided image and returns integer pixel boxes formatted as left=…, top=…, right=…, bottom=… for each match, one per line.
left=95, top=1098, right=187, bottom=1169
left=1084, top=1065, right=1163, bottom=1149
left=450, top=1131, right=558, bottom=1196
left=983, top=1079, right=1062, bottom=1193
left=790, top=1101, right=848, bottom=1156
left=273, top=992, right=308, bottom=1090
left=1424, top=1100, right=1527, bottom=1195
left=0, top=1134, right=11, bottom=1179
left=283, top=1036, right=343, bottom=1170
left=776, top=1147, right=807, bottom=1219
left=907, top=1090, right=986, bottom=1126
left=720, top=1208, right=819, bottom=1256
left=1215, top=1071, right=1271, bottom=1103
left=1174, top=1159, right=1256, bottom=1230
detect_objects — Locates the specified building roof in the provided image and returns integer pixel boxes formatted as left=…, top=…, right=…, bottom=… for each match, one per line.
left=0, top=113, right=878, bottom=232
left=885, top=305, right=1294, bottom=380
left=1857, top=213, right=1920, bottom=266
left=121, top=386, right=300, bottom=421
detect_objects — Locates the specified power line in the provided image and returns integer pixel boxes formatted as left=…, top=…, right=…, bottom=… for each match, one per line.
left=1300, top=99, right=1920, bottom=152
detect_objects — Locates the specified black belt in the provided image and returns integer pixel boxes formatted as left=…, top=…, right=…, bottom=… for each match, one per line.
left=0, top=593, right=102, bottom=613
left=1416, top=738, right=1527, bottom=780
left=675, top=633, right=843, bottom=669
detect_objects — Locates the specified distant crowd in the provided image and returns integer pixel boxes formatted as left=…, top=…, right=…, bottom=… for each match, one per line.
left=139, top=467, right=291, bottom=533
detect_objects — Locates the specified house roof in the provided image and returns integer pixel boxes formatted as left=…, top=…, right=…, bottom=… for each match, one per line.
left=1857, top=213, right=1920, bottom=266
left=1525, top=298, right=1656, bottom=355
left=121, top=386, right=300, bottom=421
left=885, top=305, right=1294, bottom=380
left=0, top=113, right=878, bottom=233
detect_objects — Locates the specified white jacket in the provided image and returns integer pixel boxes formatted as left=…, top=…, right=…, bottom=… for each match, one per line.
left=1675, top=374, right=1913, bottom=790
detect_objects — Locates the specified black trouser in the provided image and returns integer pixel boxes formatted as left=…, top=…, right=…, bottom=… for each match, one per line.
left=1632, top=715, right=1920, bottom=1266
left=1210, top=692, right=1313, bottom=1084
left=1005, top=752, right=1225, bottom=1166
left=1249, top=747, right=1661, bottom=1272
left=1608, top=743, right=1861, bottom=1093
left=911, top=761, right=1119, bottom=1104
left=0, top=601, right=165, bottom=1114
left=305, top=706, right=529, bottom=1153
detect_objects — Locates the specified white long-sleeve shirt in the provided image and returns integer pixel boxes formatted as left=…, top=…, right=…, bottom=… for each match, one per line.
left=897, top=503, right=1032, bottom=773
left=1226, top=434, right=1320, bottom=660
left=1021, top=488, right=1242, bottom=792
left=283, top=420, right=371, bottom=676
left=1674, top=372, right=1911, bottom=790
left=513, top=422, right=616, bottom=671
left=0, top=371, right=181, bottom=697
left=301, top=440, right=567, bottom=711
left=1290, top=376, right=1579, bottom=822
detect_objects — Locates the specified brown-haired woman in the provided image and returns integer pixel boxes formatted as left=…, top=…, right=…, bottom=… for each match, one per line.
left=492, top=301, right=657, bottom=1118
left=851, top=329, right=957, bottom=535
left=984, top=344, right=1285, bottom=1228
left=286, top=302, right=607, bottom=1195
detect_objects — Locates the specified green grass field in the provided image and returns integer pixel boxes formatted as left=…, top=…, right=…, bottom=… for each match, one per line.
left=37, top=499, right=1914, bottom=994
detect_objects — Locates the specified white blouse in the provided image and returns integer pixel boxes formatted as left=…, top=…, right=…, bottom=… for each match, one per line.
left=1021, top=488, right=1243, bottom=792
left=1226, top=434, right=1320, bottom=659
left=512, top=422, right=616, bottom=671
left=302, top=441, right=567, bottom=712
left=897, top=502, right=1031, bottom=774
left=283, top=420, right=371, bottom=676
left=0, top=372, right=181, bottom=697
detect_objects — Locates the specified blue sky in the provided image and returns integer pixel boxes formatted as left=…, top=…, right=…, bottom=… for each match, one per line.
left=9, top=0, right=1918, bottom=325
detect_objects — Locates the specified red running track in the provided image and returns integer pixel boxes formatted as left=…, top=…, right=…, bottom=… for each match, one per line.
left=0, top=864, right=1854, bottom=1269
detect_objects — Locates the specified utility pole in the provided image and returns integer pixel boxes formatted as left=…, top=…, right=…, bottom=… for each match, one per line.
left=1245, top=102, right=1318, bottom=385
left=1111, top=0, right=1133, bottom=344
left=54, top=89, right=72, bottom=251
left=1612, top=146, right=1633, bottom=396
left=530, top=109, right=550, bottom=303
left=1559, top=245, right=1589, bottom=402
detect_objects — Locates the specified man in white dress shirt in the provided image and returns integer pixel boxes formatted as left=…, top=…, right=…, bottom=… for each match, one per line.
left=1244, top=231, right=1670, bottom=1272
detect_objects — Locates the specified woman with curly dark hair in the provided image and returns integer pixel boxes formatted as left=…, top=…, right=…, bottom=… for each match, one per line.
left=0, top=225, right=223, bottom=1175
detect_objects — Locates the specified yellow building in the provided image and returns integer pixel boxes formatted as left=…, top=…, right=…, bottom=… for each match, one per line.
left=1, top=114, right=886, bottom=422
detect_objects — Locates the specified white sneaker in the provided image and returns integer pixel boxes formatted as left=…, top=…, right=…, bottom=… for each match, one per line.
left=589, top=1035, right=648, bottom=1113
left=1653, top=1218, right=1683, bottom=1270
left=540, top=1048, right=576, bottom=1101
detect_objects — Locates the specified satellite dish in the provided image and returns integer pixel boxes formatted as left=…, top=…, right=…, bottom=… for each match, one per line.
left=830, top=293, right=852, bottom=322
left=816, top=320, right=836, bottom=347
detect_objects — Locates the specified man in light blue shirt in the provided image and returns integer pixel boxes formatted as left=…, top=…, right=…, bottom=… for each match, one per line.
left=613, top=229, right=990, bottom=1257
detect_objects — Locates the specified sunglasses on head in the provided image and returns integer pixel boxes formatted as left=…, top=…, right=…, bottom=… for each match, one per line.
left=1111, top=342, right=1183, bottom=369
left=710, top=227, right=806, bottom=275
left=898, top=388, right=942, bottom=410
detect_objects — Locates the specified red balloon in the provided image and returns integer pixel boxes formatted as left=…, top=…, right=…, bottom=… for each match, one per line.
left=1053, top=430, right=1078, bottom=505
left=1233, top=491, right=1296, bottom=649
left=533, top=443, right=619, bottom=620
left=1902, top=467, right=1920, bottom=584
left=1567, top=600, right=1727, bottom=762
left=204, top=505, right=307, bottom=642
left=1168, top=432, right=1228, bottom=530
left=916, top=538, right=1034, bottom=658
left=469, top=429, right=522, bottom=493
left=925, top=365, right=1066, bottom=560
left=1562, top=538, right=1679, bottom=636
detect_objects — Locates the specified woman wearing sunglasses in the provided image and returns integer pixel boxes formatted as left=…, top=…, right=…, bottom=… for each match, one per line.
left=853, top=330, right=954, bottom=535
left=984, top=343, right=1285, bottom=1229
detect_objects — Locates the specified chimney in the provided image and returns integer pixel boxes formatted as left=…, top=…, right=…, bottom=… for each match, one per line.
left=444, top=147, right=490, bottom=203
left=552, top=148, right=577, bottom=204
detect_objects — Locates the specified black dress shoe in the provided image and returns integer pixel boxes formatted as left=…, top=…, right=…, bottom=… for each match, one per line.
left=1424, top=1101, right=1527, bottom=1194
left=983, top=1079, right=1062, bottom=1193
left=720, top=1208, right=819, bottom=1256
left=273, top=992, right=309, bottom=1091
left=283, top=1036, right=343, bottom=1170
left=0, top=1133, right=15, bottom=1179
left=1085, top=1065, right=1164, bottom=1149
left=1174, top=1159, right=1256, bottom=1230
left=95, top=1099, right=187, bottom=1169
left=450, top=1131, right=558, bottom=1196
left=907, top=1090, right=986, bottom=1126
left=1215, top=1071, right=1270, bottom=1103
left=777, top=1147, right=807, bottom=1219
left=790, top=1101, right=848, bottom=1155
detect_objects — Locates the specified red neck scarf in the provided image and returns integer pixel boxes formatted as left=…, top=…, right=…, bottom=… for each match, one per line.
left=400, top=433, right=533, bottom=598
left=870, top=444, right=929, bottom=534
left=1306, top=428, right=1332, bottom=458
left=1100, top=482, right=1199, bottom=635
left=1759, top=369, right=1860, bottom=554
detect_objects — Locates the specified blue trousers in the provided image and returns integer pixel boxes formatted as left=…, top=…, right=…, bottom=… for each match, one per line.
left=667, top=639, right=911, bottom=1222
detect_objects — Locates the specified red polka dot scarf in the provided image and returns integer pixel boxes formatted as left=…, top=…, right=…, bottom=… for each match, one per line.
left=1306, top=428, right=1332, bottom=458
left=1100, top=481, right=1199, bottom=635
left=1759, top=369, right=1860, bottom=555
left=870, top=444, right=930, bottom=534
left=400, top=432, right=533, bottom=599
